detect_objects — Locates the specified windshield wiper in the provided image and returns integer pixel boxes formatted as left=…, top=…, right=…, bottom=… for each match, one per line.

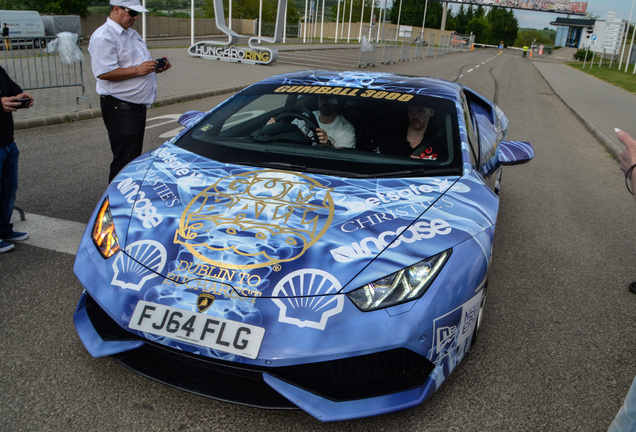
left=371, top=167, right=462, bottom=178
left=227, top=161, right=461, bottom=179
left=233, top=161, right=308, bottom=171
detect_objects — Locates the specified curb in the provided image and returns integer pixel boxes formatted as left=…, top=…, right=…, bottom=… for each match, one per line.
left=530, top=60, right=622, bottom=160
left=14, top=84, right=248, bottom=130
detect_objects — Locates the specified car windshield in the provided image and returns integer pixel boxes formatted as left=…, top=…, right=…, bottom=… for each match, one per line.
left=175, top=83, right=463, bottom=178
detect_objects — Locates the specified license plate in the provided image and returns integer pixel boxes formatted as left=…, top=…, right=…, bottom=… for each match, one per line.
left=129, top=301, right=265, bottom=359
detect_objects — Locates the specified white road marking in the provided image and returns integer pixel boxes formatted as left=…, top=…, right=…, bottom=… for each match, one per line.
left=11, top=213, right=86, bottom=255
left=159, top=126, right=184, bottom=139
left=146, top=114, right=182, bottom=129
left=8, top=117, right=186, bottom=256
left=147, top=114, right=184, bottom=138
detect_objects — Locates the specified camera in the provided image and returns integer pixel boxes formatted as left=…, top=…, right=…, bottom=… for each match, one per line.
left=16, top=98, right=32, bottom=109
left=156, top=57, right=167, bottom=70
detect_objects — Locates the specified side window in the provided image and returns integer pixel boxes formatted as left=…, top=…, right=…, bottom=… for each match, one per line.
left=220, top=94, right=288, bottom=134
left=461, top=92, right=479, bottom=167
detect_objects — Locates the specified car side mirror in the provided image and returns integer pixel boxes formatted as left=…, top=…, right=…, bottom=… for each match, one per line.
left=481, top=141, right=534, bottom=177
left=178, top=111, right=206, bottom=128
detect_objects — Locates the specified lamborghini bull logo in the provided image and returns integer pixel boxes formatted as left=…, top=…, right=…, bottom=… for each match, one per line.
left=175, top=170, right=335, bottom=269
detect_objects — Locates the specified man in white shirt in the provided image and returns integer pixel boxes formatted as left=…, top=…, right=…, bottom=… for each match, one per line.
left=89, top=0, right=171, bottom=182
left=308, top=96, right=356, bottom=149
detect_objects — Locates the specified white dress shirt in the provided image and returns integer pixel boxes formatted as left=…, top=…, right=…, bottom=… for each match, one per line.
left=88, top=18, right=156, bottom=106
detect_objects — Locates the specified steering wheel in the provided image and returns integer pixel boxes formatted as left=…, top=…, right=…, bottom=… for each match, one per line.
left=274, top=108, right=320, bottom=145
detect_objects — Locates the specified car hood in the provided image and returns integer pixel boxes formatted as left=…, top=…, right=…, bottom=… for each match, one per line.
left=107, top=144, right=497, bottom=298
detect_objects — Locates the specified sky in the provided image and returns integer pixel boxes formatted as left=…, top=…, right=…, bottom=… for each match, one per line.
left=510, top=0, right=636, bottom=29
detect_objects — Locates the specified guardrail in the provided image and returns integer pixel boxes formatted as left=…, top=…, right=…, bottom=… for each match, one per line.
left=1, top=36, right=90, bottom=107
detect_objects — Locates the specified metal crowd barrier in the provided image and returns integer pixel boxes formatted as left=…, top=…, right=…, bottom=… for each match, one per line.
left=1, top=36, right=90, bottom=107
left=361, top=31, right=474, bottom=66
left=358, top=26, right=377, bottom=68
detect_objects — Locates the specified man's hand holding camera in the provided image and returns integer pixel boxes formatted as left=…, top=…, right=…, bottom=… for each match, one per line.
left=1, top=93, right=33, bottom=112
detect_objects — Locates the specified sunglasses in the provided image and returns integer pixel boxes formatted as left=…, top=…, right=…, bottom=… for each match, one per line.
left=121, top=7, right=139, bottom=17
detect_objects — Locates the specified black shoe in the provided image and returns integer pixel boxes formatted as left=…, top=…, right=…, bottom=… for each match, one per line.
left=629, top=282, right=636, bottom=295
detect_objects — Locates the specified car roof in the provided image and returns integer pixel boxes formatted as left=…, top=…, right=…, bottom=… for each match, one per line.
left=255, top=70, right=463, bottom=103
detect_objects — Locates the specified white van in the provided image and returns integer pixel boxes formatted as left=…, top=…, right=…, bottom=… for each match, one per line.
left=0, top=10, right=46, bottom=49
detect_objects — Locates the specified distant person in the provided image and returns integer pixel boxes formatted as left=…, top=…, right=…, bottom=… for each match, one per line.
left=522, top=45, right=529, bottom=58
left=498, top=41, right=504, bottom=54
left=2, top=23, right=10, bottom=51
left=0, top=65, right=33, bottom=253
left=88, top=0, right=172, bottom=182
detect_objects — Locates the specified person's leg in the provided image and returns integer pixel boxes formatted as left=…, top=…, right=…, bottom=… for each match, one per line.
left=100, top=97, right=147, bottom=182
left=0, top=142, right=19, bottom=239
left=609, top=376, right=636, bottom=431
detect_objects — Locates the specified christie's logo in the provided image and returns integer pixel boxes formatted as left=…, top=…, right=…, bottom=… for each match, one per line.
left=175, top=170, right=334, bottom=269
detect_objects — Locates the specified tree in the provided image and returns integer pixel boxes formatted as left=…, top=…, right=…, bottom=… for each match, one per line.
left=514, top=28, right=555, bottom=47
left=20, top=0, right=93, bottom=17
left=454, top=5, right=468, bottom=34
left=389, top=0, right=444, bottom=29
left=466, top=16, right=489, bottom=43
left=486, top=7, right=517, bottom=46
left=202, top=0, right=300, bottom=23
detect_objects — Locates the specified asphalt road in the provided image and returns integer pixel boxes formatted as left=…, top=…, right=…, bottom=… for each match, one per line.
left=1, top=49, right=635, bottom=431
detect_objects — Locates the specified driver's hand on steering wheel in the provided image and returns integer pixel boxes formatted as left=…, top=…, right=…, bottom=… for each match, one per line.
left=266, top=117, right=276, bottom=125
left=316, top=128, right=332, bottom=146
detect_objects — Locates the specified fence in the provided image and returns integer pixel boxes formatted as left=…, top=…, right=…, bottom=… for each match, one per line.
left=1, top=36, right=90, bottom=107
left=358, top=26, right=377, bottom=68
left=358, top=30, right=473, bottom=67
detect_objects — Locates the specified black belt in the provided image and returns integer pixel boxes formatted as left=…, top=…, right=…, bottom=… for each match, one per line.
left=100, top=95, right=146, bottom=109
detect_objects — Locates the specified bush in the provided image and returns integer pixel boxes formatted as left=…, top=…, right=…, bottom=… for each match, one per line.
left=573, top=48, right=587, bottom=61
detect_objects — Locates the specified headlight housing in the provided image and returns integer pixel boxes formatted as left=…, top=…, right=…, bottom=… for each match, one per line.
left=92, top=198, right=121, bottom=259
left=347, top=249, right=451, bottom=311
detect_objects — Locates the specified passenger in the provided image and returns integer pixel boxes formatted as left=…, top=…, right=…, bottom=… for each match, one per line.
left=380, top=105, right=446, bottom=160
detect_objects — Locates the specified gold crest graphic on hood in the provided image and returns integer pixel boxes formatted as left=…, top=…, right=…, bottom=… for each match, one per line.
left=175, top=170, right=334, bottom=269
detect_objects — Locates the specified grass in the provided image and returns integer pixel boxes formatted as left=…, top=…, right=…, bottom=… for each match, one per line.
left=567, top=61, right=636, bottom=94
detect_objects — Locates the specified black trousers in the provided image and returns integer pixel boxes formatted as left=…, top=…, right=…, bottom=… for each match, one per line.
left=100, top=95, right=147, bottom=182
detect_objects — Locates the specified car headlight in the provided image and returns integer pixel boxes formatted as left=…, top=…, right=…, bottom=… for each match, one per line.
left=347, top=249, right=451, bottom=311
left=92, top=198, right=121, bottom=259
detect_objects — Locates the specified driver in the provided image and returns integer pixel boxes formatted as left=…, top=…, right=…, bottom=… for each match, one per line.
left=269, top=96, right=356, bottom=149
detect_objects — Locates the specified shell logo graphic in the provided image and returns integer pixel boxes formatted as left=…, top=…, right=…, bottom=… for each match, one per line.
left=111, top=240, right=167, bottom=291
left=175, top=170, right=334, bottom=269
left=272, top=269, right=344, bottom=330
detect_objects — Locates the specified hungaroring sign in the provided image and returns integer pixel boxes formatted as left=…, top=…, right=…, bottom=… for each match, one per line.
left=188, top=0, right=287, bottom=65
left=430, top=0, right=587, bottom=16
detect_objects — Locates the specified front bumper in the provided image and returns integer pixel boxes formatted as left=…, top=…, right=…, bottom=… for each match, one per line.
left=74, top=290, right=438, bottom=421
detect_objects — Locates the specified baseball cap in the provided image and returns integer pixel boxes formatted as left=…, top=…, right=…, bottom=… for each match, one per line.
left=110, top=0, right=149, bottom=13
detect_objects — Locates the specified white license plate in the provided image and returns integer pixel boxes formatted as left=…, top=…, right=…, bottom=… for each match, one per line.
left=129, top=301, right=265, bottom=359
